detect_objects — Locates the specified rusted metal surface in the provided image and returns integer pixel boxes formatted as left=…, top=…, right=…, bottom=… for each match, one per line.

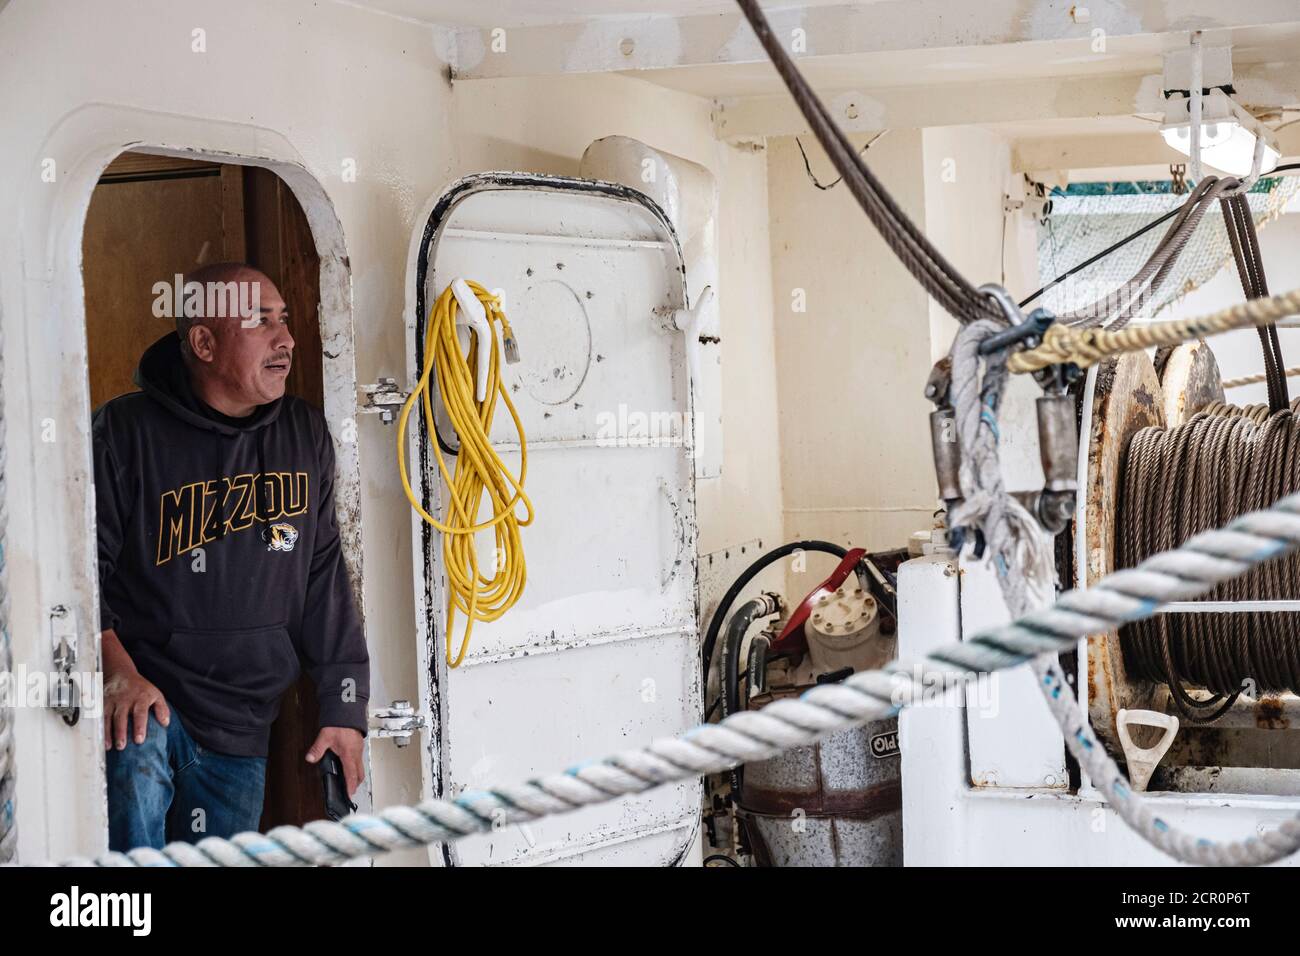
left=1257, top=697, right=1291, bottom=730
left=1152, top=765, right=1300, bottom=796
left=742, top=780, right=900, bottom=817
left=744, top=806, right=902, bottom=868
left=1082, top=352, right=1164, bottom=754
left=739, top=678, right=901, bottom=865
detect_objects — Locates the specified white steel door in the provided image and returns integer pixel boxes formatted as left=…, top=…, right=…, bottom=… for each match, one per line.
left=404, top=173, right=700, bottom=865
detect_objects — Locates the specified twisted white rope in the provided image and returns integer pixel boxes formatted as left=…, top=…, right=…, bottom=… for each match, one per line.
left=49, top=490, right=1300, bottom=866
left=1221, top=365, right=1300, bottom=390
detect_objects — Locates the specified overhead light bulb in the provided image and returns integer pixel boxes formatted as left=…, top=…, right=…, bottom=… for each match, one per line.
left=1160, top=88, right=1281, bottom=178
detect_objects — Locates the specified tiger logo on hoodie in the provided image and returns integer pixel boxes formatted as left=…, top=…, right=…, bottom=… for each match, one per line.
left=263, top=522, right=300, bottom=553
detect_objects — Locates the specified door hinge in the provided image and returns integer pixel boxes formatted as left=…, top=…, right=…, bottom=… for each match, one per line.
left=358, top=378, right=410, bottom=425
left=369, top=699, right=425, bottom=747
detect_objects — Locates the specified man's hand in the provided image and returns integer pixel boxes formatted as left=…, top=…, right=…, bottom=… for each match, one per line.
left=306, top=727, right=365, bottom=797
left=101, top=628, right=170, bottom=750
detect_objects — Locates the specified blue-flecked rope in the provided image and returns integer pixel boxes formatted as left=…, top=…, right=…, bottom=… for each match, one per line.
left=46, top=492, right=1300, bottom=867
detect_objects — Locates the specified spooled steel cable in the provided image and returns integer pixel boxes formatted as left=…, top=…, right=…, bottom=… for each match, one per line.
left=1118, top=402, right=1300, bottom=722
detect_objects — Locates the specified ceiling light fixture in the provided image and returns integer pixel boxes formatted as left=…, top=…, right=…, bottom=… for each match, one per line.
left=1160, top=88, right=1281, bottom=178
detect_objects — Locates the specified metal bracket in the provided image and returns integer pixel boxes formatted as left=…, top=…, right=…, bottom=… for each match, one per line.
left=358, top=378, right=409, bottom=425
left=369, top=699, right=426, bottom=747
left=49, top=605, right=80, bottom=726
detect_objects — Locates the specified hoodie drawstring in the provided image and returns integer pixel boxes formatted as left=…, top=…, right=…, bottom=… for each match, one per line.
left=214, top=435, right=228, bottom=540
left=211, top=428, right=269, bottom=541
left=255, top=428, right=268, bottom=530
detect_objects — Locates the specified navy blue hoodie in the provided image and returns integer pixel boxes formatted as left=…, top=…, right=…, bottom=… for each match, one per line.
left=92, top=333, right=370, bottom=757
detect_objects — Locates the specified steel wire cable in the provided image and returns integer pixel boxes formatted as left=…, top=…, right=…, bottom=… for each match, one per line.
left=1059, top=176, right=1238, bottom=331
left=734, top=0, right=1003, bottom=327
left=1017, top=166, right=1300, bottom=321
left=1222, top=190, right=1289, bottom=411
left=1118, top=401, right=1300, bottom=721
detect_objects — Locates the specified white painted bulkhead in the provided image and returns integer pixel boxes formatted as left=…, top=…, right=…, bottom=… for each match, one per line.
left=4, top=0, right=1300, bottom=867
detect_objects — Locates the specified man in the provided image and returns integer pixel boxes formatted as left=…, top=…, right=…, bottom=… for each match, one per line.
left=94, top=262, right=369, bottom=852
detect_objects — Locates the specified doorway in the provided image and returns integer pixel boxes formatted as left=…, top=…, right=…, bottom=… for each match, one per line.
left=81, top=150, right=329, bottom=832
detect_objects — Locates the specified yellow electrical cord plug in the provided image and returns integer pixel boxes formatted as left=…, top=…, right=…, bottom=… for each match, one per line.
left=397, top=279, right=534, bottom=668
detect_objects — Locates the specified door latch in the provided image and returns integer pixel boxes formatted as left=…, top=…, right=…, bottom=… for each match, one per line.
left=358, top=378, right=410, bottom=425
left=369, top=699, right=425, bottom=747
left=49, top=605, right=80, bottom=726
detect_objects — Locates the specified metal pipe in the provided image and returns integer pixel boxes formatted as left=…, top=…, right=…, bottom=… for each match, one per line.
left=929, top=407, right=963, bottom=503
left=1035, top=393, right=1078, bottom=533
left=722, top=593, right=781, bottom=723
left=721, top=592, right=781, bottom=796
left=1190, top=30, right=1203, bottom=182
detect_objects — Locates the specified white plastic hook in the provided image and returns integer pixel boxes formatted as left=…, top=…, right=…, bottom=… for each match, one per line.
left=451, top=278, right=492, bottom=403
left=672, top=285, right=714, bottom=407
left=1116, top=708, right=1180, bottom=793
left=673, top=284, right=714, bottom=334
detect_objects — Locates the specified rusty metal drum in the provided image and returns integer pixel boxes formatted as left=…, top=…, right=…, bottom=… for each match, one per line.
left=738, top=701, right=902, bottom=866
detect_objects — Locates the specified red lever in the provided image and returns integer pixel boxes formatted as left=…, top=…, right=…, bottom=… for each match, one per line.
left=770, top=548, right=866, bottom=656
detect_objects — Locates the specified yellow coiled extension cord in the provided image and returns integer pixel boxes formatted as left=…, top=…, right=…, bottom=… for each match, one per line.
left=398, top=280, right=533, bottom=668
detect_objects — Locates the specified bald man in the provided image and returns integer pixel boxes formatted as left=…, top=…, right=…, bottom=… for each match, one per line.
left=93, top=263, right=370, bottom=852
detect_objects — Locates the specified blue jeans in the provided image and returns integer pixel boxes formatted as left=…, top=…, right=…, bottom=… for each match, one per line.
left=105, top=710, right=267, bottom=852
